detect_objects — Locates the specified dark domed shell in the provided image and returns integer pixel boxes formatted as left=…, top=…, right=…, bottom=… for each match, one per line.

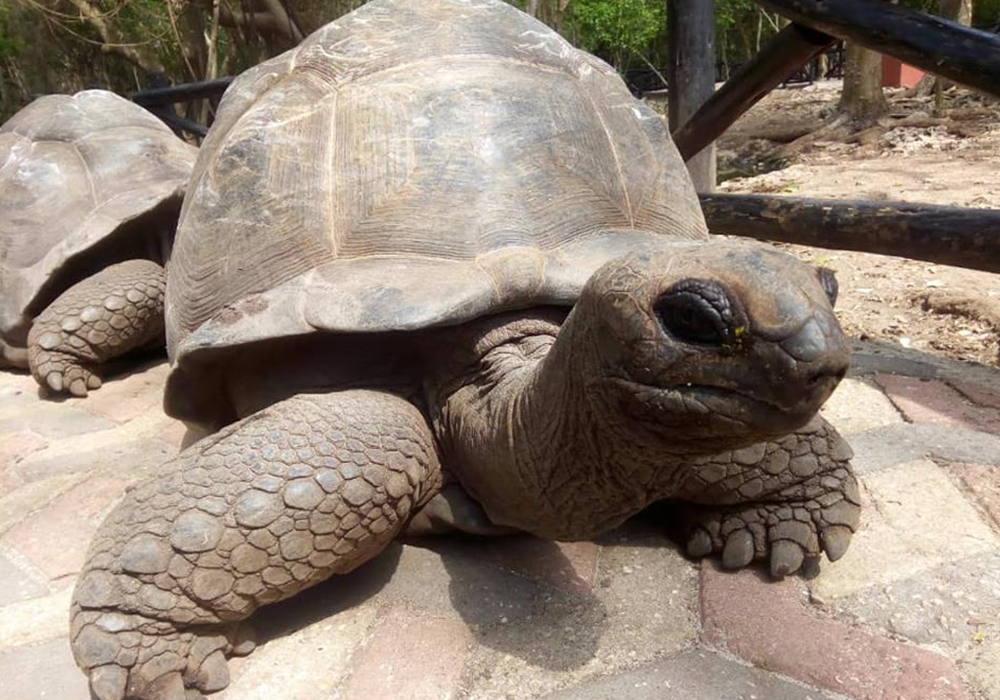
left=0, top=90, right=197, bottom=347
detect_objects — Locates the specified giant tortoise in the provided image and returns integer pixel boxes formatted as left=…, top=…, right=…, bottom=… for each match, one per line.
left=0, top=90, right=196, bottom=396
left=71, top=2, right=860, bottom=697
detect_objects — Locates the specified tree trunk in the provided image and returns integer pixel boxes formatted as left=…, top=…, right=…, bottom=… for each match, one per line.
left=667, top=0, right=717, bottom=192
left=837, top=42, right=888, bottom=125
left=526, top=0, right=541, bottom=17
left=199, top=0, right=221, bottom=126
left=554, top=0, right=572, bottom=32
left=911, top=0, right=973, bottom=95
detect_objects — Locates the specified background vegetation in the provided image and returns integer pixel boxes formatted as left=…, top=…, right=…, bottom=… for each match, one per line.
left=1, top=0, right=998, bottom=122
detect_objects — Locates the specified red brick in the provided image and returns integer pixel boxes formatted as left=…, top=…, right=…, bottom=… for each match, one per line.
left=873, top=374, right=1000, bottom=433
left=2, top=473, right=128, bottom=582
left=700, top=562, right=974, bottom=700
left=950, top=380, right=1000, bottom=410
left=942, top=462, right=1000, bottom=533
left=343, top=609, right=471, bottom=700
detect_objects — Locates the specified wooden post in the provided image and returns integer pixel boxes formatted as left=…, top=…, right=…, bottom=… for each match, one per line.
left=700, top=193, right=1000, bottom=273
left=667, top=0, right=717, bottom=192
left=672, top=23, right=836, bottom=162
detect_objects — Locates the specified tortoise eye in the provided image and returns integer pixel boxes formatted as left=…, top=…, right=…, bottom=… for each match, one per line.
left=656, top=290, right=727, bottom=345
left=816, top=267, right=839, bottom=307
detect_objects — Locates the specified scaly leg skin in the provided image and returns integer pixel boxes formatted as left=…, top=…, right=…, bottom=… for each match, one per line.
left=27, top=259, right=165, bottom=397
left=676, top=416, right=860, bottom=579
left=71, top=390, right=441, bottom=700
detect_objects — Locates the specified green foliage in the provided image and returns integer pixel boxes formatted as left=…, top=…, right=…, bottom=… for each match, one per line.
left=0, top=3, right=24, bottom=59
left=569, top=0, right=664, bottom=69
left=974, top=0, right=1000, bottom=27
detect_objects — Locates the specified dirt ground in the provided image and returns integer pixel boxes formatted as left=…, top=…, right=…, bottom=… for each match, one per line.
left=696, top=80, right=1000, bottom=367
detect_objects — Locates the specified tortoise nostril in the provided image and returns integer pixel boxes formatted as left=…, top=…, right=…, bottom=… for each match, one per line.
left=807, top=366, right=847, bottom=388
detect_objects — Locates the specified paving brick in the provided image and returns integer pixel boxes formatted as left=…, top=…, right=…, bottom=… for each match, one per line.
left=0, top=431, right=48, bottom=468
left=0, top=467, right=23, bottom=499
left=0, top=637, right=89, bottom=700
left=0, top=547, right=48, bottom=606
left=217, top=602, right=376, bottom=700
left=343, top=609, right=472, bottom=700
left=436, top=535, right=598, bottom=595
left=2, top=473, right=129, bottom=582
left=821, top=551, right=1000, bottom=695
left=963, top=638, right=1000, bottom=700
left=848, top=423, right=1000, bottom=472
left=13, top=437, right=175, bottom=483
left=950, top=380, right=1000, bottom=410
left=0, top=403, right=117, bottom=439
left=811, top=460, right=999, bottom=601
left=459, top=522, right=700, bottom=700
left=874, top=374, right=1000, bottom=433
left=81, top=359, right=169, bottom=423
left=0, top=471, right=86, bottom=535
left=942, top=462, right=1000, bottom=532
left=820, top=378, right=903, bottom=435
left=541, top=649, right=845, bottom=700
left=378, top=542, right=558, bottom=626
left=0, top=374, right=38, bottom=411
left=701, top=563, right=974, bottom=700
left=0, top=582, right=73, bottom=652
left=593, top=524, right=700, bottom=660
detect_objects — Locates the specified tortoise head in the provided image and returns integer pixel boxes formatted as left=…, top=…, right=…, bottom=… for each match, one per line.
left=577, top=242, right=848, bottom=452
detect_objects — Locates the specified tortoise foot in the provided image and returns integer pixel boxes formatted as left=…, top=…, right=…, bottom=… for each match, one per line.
left=27, top=259, right=165, bottom=397
left=71, top=610, right=255, bottom=700
left=29, top=348, right=102, bottom=396
left=680, top=468, right=861, bottom=579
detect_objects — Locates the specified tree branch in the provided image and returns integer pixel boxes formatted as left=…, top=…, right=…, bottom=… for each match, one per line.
left=64, top=0, right=165, bottom=74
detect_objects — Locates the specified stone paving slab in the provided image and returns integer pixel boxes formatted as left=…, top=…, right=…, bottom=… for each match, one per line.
left=540, top=649, right=850, bottom=700
left=0, top=637, right=89, bottom=700
left=2, top=362, right=1000, bottom=699
left=811, top=459, right=999, bottom=600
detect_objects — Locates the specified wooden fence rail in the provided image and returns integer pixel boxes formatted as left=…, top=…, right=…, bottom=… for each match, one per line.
left=700, top=194, right=1000, bottom=273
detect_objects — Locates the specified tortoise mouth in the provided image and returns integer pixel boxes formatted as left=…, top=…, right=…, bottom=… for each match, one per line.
left=599, top=377, right=812, bottom=438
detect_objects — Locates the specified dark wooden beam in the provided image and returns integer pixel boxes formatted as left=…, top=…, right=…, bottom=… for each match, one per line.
left=752, top=0, right=1000, bottom=97
left=131, top=77, right=233, bottom=108
left=672, top=24, right=836, bottom=162
left=700, top=193, right=1000, bottom=273
left=667, top=0, right=717, bottom=192
left=147, top=108, right=209, bottom=138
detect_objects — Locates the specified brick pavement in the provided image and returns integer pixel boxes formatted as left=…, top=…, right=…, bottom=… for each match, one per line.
left=1, top=347, right=998, bottom=699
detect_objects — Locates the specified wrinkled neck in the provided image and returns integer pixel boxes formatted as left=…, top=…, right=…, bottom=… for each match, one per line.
left=434, top=309, right=684, bottom=541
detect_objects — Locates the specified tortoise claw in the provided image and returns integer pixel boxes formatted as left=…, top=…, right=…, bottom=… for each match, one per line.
left=721, top=529, right=755, bottom=569
left=769, top=540, right=805, bottom=579
left=686, top=529, right=712, bottom=558
left=89, top=665, right=127, bottom=700
left=820, top=525, right=854, bottom=562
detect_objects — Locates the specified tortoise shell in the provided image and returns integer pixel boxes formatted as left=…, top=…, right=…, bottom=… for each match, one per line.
left=166, top=0, right=708, bottom=376
left=0, top=90, right=196, bottom=348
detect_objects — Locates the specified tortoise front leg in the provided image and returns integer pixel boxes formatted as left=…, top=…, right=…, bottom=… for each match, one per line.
left=675, top=416, right=861, bottom=579
left=28, top=259, right=165, bottom=396
left=71, top=390, right=441, bottom=700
